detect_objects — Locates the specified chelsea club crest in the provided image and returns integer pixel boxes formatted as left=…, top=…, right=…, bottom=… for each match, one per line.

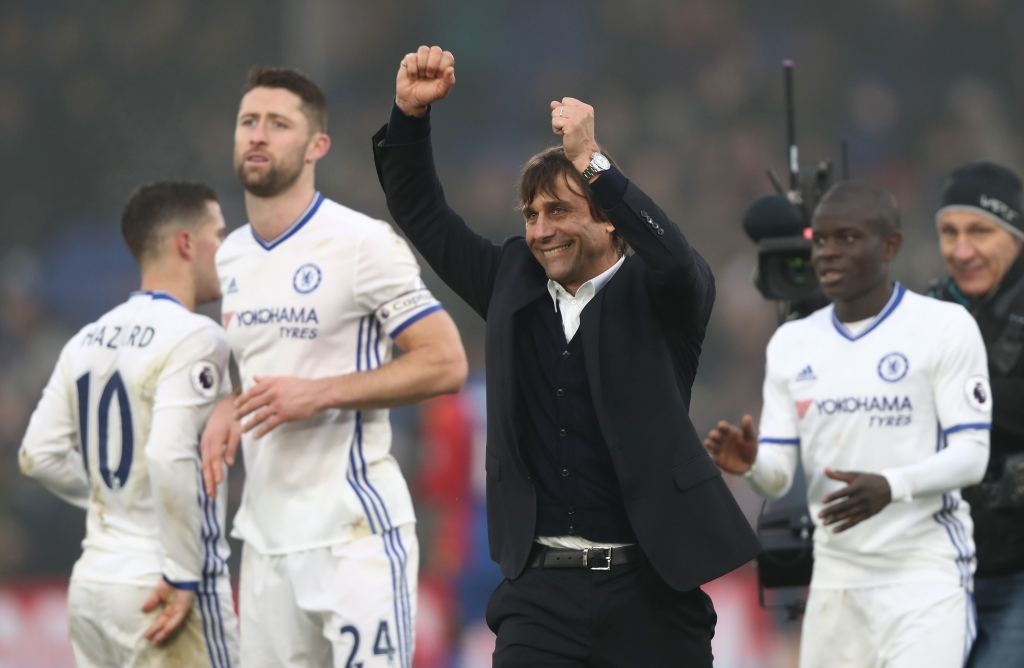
left=293, top=263, right=322, bottom=294
left=878, top=352, right=909, bottom=382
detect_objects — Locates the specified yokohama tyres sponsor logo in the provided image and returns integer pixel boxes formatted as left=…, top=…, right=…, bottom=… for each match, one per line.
left=796, top=395, right=913, bottom=419
left=231, top=306, right=320, bottom=327
left=816, top=396, right=912, bottom=414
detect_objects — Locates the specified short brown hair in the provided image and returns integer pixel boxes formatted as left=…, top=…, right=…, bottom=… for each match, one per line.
left=121, top=180, right=218, bottom=263
left=517, top=146, right=628, bottom=253
left=243, top=66, right=328, bottom=134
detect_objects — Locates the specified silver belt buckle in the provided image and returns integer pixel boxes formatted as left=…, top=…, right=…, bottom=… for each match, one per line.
left=584, top=546, right=612, bottom=570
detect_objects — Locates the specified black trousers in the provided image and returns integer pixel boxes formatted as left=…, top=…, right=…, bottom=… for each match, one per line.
left=485, top=546, right=717, bottom=667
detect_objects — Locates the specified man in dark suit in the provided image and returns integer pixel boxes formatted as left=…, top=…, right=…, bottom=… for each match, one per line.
left=372, top=45, right=760, bottom=667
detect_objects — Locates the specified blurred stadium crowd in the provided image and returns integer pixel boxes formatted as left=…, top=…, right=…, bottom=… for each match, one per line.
left=1, top=0, right=1022, bottom=666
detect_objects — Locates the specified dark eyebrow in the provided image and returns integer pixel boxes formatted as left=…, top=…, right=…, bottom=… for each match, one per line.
left=541, top=198, right=574, bottom=211
left=238, top=111, right=296, bottom=123
left=815, top=225, right=864, bottom=236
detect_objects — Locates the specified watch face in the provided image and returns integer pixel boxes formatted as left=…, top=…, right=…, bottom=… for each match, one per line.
left=591, top=153, right=610, bottom=170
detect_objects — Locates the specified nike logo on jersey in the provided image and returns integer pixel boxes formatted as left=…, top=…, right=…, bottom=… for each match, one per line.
left=795, top=365, right=816, bottom=381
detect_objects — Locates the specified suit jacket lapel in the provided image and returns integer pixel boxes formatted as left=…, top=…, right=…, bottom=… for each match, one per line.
left=580, top=286, right=615, bottom=448
left=579, top=255, right=635, bottom=451
left=498, top=257, right=548, bottom=477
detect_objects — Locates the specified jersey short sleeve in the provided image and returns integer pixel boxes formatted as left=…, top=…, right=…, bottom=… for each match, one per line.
left=758, top=332, right=801, bottom=446
left=353, top=223, right=442, bottom=338
left=932, top=307, right=992, bottom=436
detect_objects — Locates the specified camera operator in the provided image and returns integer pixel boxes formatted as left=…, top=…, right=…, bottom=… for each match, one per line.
left=706, top=181, right=991, bottom=668
left=929, top=162, right=1024, bottom=668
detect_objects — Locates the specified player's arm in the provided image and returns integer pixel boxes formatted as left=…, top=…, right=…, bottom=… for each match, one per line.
left=705, top=416, right=800, bottom=500
left=706, top=337, right=801, bottom=499
left=879, top=312, right=991, bottom=502
left=18, top=343, right=90, bottom=510
left=235, top=221, right=467, bottom=439
left=143, top=326, right=229, bottom=645
left=820, top=313, right=991, bottom=532
left=199, top=380, right=241, bottom=498
left=236, top=309, right=466, bottom=439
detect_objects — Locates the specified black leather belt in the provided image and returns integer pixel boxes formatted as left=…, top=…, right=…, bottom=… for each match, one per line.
left=528, top=543, right=641, bottom=570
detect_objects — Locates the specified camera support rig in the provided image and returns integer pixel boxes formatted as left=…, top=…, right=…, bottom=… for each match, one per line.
left=745, top=61, right=842, bottom=323
left=744, top=60, right=852, bottom=618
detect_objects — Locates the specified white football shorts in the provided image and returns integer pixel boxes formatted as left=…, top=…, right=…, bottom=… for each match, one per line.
left=239, top=524, right=418, bottom=668
left=799, top=579, right=976, bottom=668
left=67, top=578, right=239, bottom=668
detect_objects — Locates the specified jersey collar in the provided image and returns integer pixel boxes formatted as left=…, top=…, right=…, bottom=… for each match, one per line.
left=250, top=191, right=324, bottom=251
left=130, top=290, right=187, bottom=308
left=830, top=282, right=906, bottom=342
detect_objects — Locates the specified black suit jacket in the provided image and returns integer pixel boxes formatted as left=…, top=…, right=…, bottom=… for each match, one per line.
left=372, top=125, right=760, bottom=592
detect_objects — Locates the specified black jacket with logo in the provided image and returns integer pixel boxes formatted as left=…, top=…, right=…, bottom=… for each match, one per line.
left=930, top=253, right=1024, bottom=576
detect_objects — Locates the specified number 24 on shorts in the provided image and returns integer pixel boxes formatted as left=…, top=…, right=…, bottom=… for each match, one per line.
left=340, top=621, right=397, bottom=667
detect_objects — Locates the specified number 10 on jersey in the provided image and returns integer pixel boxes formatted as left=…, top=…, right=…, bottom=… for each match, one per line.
left=76, top=371, right=134, bottom=491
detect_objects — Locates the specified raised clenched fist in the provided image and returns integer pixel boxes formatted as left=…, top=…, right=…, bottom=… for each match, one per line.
left=396, top=45, right=456, bottom=117
left=550, top=98, right=601, bottom=174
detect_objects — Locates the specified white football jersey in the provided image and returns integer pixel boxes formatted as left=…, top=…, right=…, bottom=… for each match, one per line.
left=217, top=192, right=441, bottom=554
left=755, top=284, right=992, bottom=588
left=20, top=292, right=232, bottom=591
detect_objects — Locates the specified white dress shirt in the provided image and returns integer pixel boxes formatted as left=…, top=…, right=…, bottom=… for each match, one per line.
left=537, top=254, right=632, bottom=550
left=546, top=255, right=626, bottom=342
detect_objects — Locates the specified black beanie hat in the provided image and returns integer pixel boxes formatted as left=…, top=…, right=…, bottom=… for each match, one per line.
left=937, top=161, right=1024, bottom=240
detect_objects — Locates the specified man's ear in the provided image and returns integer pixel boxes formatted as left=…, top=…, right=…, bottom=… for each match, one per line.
left=882, top=230, right=903, bottom=260
left=175, top=228, right=195, bottom=261
left=306, top=132, right=331, bottom=163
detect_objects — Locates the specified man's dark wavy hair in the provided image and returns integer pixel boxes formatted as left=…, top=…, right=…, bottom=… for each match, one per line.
left=517, top=147, right=628, bottom=254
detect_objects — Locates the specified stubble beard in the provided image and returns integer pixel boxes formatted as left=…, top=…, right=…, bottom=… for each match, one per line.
left=234, top=151, right=304, bottom=199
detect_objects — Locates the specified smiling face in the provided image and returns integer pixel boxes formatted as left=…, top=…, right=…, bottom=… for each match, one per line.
left=523, top=176, right=619, bottom=294
left=811, top=204, right=901, bottom=304
left=234, top=87, right=319, bottom=198
left=937, top=210, right=1023, bottom=296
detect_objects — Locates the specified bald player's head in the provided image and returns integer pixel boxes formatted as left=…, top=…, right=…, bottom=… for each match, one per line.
left=810, top=181, right=903, bottom=303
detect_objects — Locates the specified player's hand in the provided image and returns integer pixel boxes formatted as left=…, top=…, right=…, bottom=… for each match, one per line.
left=142, top=580, right=196, bottom=647
left=396, top=45, right=455, bottom=117
left=704, top=415, right=758, bottom=475
left=200, top=393, right=242, bottom=498
left=818, top=468, right=892, bottom=533
left=550, top=98, right=601, bottom=174
left=235, top=375, right=328, bottom=438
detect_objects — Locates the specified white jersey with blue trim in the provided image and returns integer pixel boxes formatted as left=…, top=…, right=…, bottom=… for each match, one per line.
left=217, top=193, right=441, bottom=554
left=19, top=292, right=232, bottom=592
left=753, top=284, right=992, bottom=589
